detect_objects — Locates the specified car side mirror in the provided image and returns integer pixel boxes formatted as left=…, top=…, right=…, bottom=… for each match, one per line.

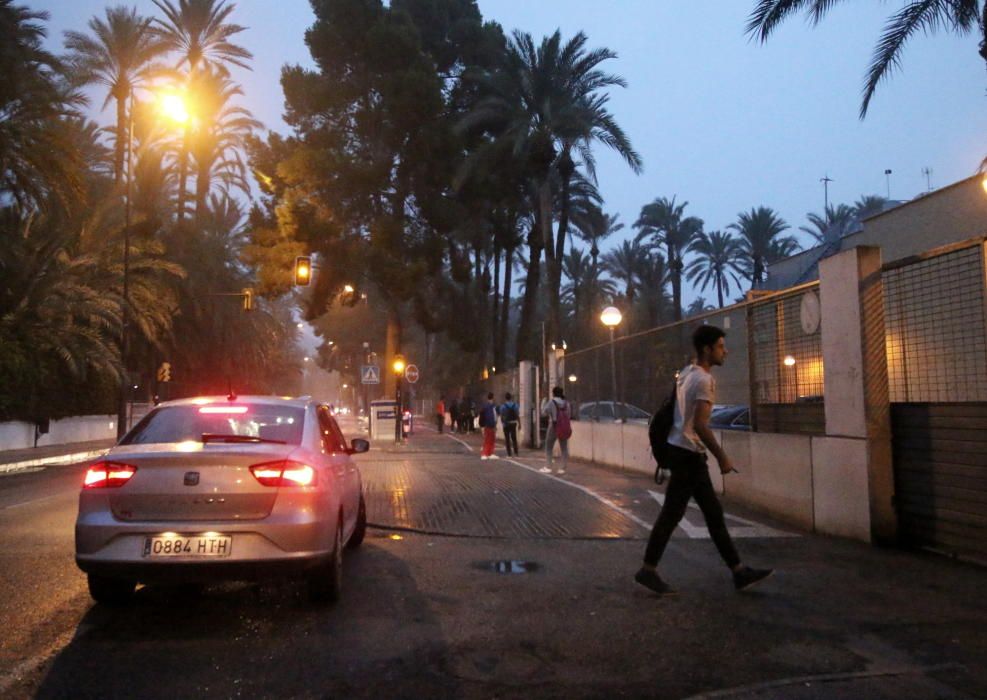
left=350, top=438, right=370, bottom=454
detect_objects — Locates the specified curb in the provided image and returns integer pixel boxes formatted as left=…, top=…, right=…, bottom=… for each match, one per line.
left=0, top=449, right=109, bottom=475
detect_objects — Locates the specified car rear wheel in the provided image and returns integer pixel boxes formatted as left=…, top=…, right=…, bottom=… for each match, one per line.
left=308, top=516, right=343, bottom=603
left=87, top=574, right=136, bottom=606
left=346, top=494, right=367, bottom=549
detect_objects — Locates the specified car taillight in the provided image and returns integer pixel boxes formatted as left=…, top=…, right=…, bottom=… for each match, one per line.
left=249, top=460, right=316, bottom=487
left=84, top=461, right=137, bottom=488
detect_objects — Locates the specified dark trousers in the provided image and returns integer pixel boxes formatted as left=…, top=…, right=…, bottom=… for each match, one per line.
left=436, top=413, right=444, bottom=433
left=643, top=445, right=741, bottom=569
left=503, top=423, right=519, bottom=456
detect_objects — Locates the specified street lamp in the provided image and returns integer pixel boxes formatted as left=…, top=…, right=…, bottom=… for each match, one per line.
left=600, top=306, right=623, bottom=423
left=393, top=354, right=406, bottom=442
left=117, top=86, right=191, bottom=438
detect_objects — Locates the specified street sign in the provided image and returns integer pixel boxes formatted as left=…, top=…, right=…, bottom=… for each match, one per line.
left=405, top=364, right=420, bottom=384
left=361, top=365, right=380, bottom=384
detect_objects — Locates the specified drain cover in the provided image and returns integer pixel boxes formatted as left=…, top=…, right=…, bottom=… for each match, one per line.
left=474, top=560, right=540, bottom=574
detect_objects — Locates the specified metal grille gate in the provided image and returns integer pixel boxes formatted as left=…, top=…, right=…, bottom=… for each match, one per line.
left=883, top=239, right=987, bottom=563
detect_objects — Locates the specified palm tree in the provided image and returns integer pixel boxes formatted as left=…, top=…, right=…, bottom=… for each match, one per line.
left=0, top=1, right=85, bottom=212
left=602, top=240, right=647, bottom=303
left=729, top=206, right=798, bottom=287
left=152, top=0, right=252, bottom=222
left=799, top=203, right=857, bottom=244
left=64, top=6, right=168, bottom=184
left=634, top=196, right=700, bottom=321
left=571, top=204, right=623, bottom=273
left=686, top=230, right=746, bottom=308
left=187, top=66, right=260, bottom=222
left=461, top=29, right=641, bottom=357
left=634, top=250, right=671, bottom=328
left=747, top=1, right=987, bottom=118
left=853, top=194, right=888, bottom=220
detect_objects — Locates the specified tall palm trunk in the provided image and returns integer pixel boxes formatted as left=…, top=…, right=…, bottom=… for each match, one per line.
left=176, top=121, right=192, bottom=222
left=716, top=270, right=725, bottom=308
left=669, top=245, right=683, bottom=321
left=491, top=245, right=501, bottom=369
left=516, top=219, right=543, bottom=362
left=497, top=245, right=514, bottom=369
left=114, top=90, right=127, bottom=184
left=194, top=151, right=211, bottom=224
left=547, top=153, right=573, bottom=350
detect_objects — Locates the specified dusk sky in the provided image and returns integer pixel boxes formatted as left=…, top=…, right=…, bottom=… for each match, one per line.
left=34, top=0, right=987, bottom=302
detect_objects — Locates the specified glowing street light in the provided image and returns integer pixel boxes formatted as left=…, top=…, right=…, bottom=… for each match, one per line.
left=784, top=355, right=796, bottom=367
left=158, top=91, right=191, bottom=125
left=600, top=306, right=623, bottom=422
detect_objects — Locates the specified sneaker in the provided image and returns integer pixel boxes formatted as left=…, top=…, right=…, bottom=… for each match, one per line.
left=555, top=469, right=566, bottom=475
left=488, top=455, right=499, bottom=460
left=538, top=467, right=552, bottom=473
left=733, top=566, right=774, bottom=591
left=634, top=568, right=674, bottom=596
left=480, top=455, right=489, bottom=461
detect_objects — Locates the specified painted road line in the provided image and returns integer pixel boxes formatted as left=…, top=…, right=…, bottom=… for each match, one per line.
left=443, top=433, right=475, bottom=452
left=648, top=490, right=796, bottom=539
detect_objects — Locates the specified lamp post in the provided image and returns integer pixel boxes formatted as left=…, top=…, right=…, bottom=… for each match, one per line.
left=116, top=87, right=190, bottom=438
left=393, top=354, right=406, bottom=442
left=600, top=306, right=623, bottom=422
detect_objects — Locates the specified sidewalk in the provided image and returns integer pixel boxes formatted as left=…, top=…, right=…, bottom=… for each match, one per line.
left=0, top=439, right=115, bottom=474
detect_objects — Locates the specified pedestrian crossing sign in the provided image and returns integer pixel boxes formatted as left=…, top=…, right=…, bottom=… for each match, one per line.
left=361, top=365, right=380, bottom=384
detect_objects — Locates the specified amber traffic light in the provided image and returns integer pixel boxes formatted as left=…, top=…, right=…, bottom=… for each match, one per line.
left=294, top=256, right=312, bottom=286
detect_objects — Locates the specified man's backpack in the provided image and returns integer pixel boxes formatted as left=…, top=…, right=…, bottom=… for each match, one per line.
left=553, top=401, right=572, bottom=440
left=649, top=381, right=677, bottom=483
left=501, top=402, right=519, bottom=424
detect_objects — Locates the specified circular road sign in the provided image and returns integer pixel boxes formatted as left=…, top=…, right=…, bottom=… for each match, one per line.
left=405, top=364, right=420, bottom=384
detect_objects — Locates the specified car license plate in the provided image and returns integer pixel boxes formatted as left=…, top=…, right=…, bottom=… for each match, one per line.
left=142, top=535, right=232, bottom=558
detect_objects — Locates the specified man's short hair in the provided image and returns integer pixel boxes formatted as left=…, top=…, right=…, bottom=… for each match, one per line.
left=693, top=324, right=726, bottom=357
left=505, top=392, right=513, bottom=401
left=552, top=386, right=564, bottom=398
left=487, top=392, right=494, bottom=400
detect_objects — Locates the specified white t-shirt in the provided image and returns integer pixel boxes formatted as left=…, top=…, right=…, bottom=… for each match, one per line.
left=667, top=364, right=715, bottom=454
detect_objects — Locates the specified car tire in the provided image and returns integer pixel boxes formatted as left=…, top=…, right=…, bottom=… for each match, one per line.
left=308, top=515, right=343, bottom=604
left=87, top=574, right=136, bottom=606
left=346, top=494, right=367, bottom=550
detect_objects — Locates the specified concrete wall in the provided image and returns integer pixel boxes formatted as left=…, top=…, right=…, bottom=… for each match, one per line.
left=0, top=415, right=118, bottom=451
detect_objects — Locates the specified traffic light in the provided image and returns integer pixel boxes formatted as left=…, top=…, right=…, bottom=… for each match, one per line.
left=242, top=287, right=253, bottom=311
left=157, top=362, right=171, bottom=383
left=294, top=256, right=312, bottom=286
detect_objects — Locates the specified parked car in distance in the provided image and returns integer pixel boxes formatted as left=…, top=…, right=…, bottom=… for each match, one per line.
left=709, top=404, right=750, bottom=431
left=576, top=401, right=651, bottom=423
left=75, top=395, right=369, bottom=605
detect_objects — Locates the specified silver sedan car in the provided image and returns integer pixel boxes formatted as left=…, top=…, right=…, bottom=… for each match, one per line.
left=75, top=395, right=368, bottom=604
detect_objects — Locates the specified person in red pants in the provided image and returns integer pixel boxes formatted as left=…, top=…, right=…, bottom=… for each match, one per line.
left=479, top=392, right=499, bottom=460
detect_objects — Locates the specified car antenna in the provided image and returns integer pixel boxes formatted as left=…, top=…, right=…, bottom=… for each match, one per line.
left=227, top=378, right=237, bottom=402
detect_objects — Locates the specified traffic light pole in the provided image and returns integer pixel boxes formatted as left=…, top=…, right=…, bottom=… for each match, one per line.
left=394, top=378, right=402, bottom=443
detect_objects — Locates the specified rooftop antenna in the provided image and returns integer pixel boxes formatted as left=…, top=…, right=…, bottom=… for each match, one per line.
left=884, top=169, right=892, bottom=199
left=820, top=174, right=833, bottom=211
left=921, top=167, right=933, bottom=192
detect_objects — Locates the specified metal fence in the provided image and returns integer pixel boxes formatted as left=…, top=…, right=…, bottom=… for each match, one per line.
left=747, top=282, right=826, bottom=434
left=882, top=239, right=987, bottom=403
left=562, top=305, right=751, bottom=423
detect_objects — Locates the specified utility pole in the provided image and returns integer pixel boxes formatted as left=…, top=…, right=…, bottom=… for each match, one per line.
left=884, top=169, right=892, bottom=199
left=820, top=174, right=833, bottom=211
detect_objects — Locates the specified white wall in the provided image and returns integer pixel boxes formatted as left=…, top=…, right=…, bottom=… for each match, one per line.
left=0, top=415, right=118, bottom=451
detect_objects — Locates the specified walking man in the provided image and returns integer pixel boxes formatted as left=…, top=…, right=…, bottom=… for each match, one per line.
left=479, top=393, right=499, bottom=460
left=635, top=325, right=773, bottom=596
left=500, top=392, right=520, bottom=457
left=435, top=396, right=446, bottom=433
left=541, top=386, right=571, bottom=475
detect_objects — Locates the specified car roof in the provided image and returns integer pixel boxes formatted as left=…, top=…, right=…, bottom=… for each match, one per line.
left=155, top=395, right=316, bottom=410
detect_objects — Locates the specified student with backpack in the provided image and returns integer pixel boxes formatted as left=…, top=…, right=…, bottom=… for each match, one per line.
left=479, top=393, right=499, bottom=460
left=635, top=325, right=773, bottom=597
left=499, top=392, right=520, bottom=457
left=541, top=386, right=571, bottom=475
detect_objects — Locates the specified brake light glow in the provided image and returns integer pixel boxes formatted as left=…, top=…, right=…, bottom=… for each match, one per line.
left=249, top=460, right=316, bottom=487
left=199, top=406, right=249, bottom=414
left=84, top=461, right=137, bottom=488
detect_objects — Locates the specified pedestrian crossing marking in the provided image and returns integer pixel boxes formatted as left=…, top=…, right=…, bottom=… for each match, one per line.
left=647, top=490, right=797, bottom=539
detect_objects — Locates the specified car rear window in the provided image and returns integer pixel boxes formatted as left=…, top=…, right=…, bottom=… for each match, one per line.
left=122, top=404, right=306, bottom=445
